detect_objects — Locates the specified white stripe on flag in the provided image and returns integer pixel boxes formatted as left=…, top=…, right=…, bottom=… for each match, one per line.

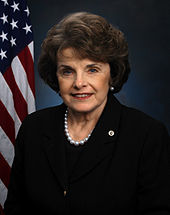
left=11, top=57, right=35, bottom=114
left=28, top=41, right=34, bottom=60
left=0, top=127, right=14, bottom=167
left=0, top=72, right=21, bottom=137
left=0, top=179, right=8, bottom=208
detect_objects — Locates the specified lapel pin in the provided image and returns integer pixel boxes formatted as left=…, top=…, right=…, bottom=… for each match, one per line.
left=108, top=130, right=114, bottom=136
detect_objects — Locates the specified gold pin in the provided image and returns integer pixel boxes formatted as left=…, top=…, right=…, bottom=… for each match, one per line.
left=108, top=130, right=114, bottom=136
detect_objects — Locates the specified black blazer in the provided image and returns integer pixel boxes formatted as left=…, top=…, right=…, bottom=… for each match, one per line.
left=4, top=93, right=170, bottom=215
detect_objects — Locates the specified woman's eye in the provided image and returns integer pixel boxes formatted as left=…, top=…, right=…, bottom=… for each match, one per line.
left=62, top=70, right=73, bottom=76
left=89, top=68, right=98, bottom=73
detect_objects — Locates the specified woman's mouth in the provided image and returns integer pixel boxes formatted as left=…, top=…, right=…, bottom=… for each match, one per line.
left=71, top=93, right=92, bottom=100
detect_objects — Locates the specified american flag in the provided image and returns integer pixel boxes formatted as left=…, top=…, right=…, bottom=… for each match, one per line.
left=0, top=0, right=35, bottom=213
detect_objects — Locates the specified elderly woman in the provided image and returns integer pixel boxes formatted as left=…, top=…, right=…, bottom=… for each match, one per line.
left=4, top=12, right=170, bottom=215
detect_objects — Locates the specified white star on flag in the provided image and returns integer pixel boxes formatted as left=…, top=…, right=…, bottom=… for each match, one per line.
left=0, top=48, right=7, bottom=59
left=10, top=36, right=16, bottom=46
left=1, top=0, right=8, bottom=6
left=0, top=1, right=35, bottom=213
left=24, top=6, right=30, bottom=16
left=0, top=13, right=8, bottom=24
left=11, top=1, right=20, bottom=12
left=0, top=31, right=8, bottom=42
left=10, top=18, right=18, bottom=29
left=23, top=23, right=32, bottom=34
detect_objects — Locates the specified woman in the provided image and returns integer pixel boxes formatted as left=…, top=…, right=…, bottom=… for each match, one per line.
left=4, top=12, right=170, bottom=215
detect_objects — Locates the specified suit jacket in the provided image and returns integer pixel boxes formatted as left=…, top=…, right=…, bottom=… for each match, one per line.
left=4, top=93, right=170, bottom=215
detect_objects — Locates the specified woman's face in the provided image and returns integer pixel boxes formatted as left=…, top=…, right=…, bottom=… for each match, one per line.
left=56, top=47, right=111, bottom=114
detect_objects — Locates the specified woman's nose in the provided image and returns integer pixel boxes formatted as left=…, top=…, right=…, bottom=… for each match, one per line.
left=73, top=73, right=87, bottom=89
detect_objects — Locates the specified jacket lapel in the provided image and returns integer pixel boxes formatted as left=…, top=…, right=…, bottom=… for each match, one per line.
left=70, top=93, right=122, bottom=183
left=41, top=105, right=68, bottom=190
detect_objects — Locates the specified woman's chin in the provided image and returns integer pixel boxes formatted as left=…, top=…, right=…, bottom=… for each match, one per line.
left=68, top=104, right=95, bottom=114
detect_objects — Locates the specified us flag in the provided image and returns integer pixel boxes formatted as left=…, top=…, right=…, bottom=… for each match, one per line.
left=0, top=0, right=35, bottom=213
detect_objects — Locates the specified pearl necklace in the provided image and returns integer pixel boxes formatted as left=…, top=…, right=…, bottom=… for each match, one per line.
left=64, top=109, right=92, bottom=146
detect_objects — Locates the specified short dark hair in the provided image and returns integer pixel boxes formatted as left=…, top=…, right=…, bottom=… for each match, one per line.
left=38, top=12, right=130, bottom=93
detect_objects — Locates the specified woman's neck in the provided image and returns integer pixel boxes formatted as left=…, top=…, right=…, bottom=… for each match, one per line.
left=66, top=101, right=106, bottom=141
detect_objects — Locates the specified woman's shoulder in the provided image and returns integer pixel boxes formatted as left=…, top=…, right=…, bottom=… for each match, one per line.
left=122, top=104, right=156, bottom=123
left=22, top=102, right=65, bottom=127
left=117, top=103, right=170, bottom=157
left=120, top=103, right=169, bottom=136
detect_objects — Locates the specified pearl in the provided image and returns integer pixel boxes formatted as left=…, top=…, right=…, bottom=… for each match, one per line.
left=64, top=109, right=92, bottom=146
left=80, top=141, right=84, bottom=145
left=75, top=142, right=79, bottom=146
left=68, top=136, right=72, bottom=141
left=70, top=140, right=75, bottom=144
left=110, top=86, right=114, bottom=91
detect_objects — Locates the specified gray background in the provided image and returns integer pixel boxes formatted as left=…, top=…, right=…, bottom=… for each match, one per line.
left=27, top=0, right=170, bottom=134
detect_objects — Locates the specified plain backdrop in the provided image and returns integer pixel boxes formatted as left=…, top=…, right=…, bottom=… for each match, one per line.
left=27, top=0, right=170, bottom=134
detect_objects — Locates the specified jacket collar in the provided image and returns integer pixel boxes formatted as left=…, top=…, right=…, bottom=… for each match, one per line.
left=42, top=93, right=122, bottom=188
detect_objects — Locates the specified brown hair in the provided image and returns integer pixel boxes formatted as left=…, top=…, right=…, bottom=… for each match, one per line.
left=38, top=12, right=130, bottom=93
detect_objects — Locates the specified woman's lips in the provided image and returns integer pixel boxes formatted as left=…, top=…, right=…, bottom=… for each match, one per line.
left=71, top=93, right=93, bottom=100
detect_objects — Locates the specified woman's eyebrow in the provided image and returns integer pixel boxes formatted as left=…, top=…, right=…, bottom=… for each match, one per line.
left=86, top=64, right=102, bottom=68
left=57, top=63, right=102, bottom=70
left=57, top=65, right=73, bottom=70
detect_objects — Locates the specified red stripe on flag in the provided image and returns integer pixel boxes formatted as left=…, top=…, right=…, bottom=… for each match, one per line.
left=0, top=203, right=5, bottom=215
left=0, top=101, right=15, bottom=144
left=18, top=46, right=35, bottom=96
left=0, top=152, right=11, bottom=188
left=3, top=67, right=28, bottom=122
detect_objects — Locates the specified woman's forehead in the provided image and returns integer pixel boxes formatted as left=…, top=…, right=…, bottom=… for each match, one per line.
left=57, top=47, right=107, bottom=65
